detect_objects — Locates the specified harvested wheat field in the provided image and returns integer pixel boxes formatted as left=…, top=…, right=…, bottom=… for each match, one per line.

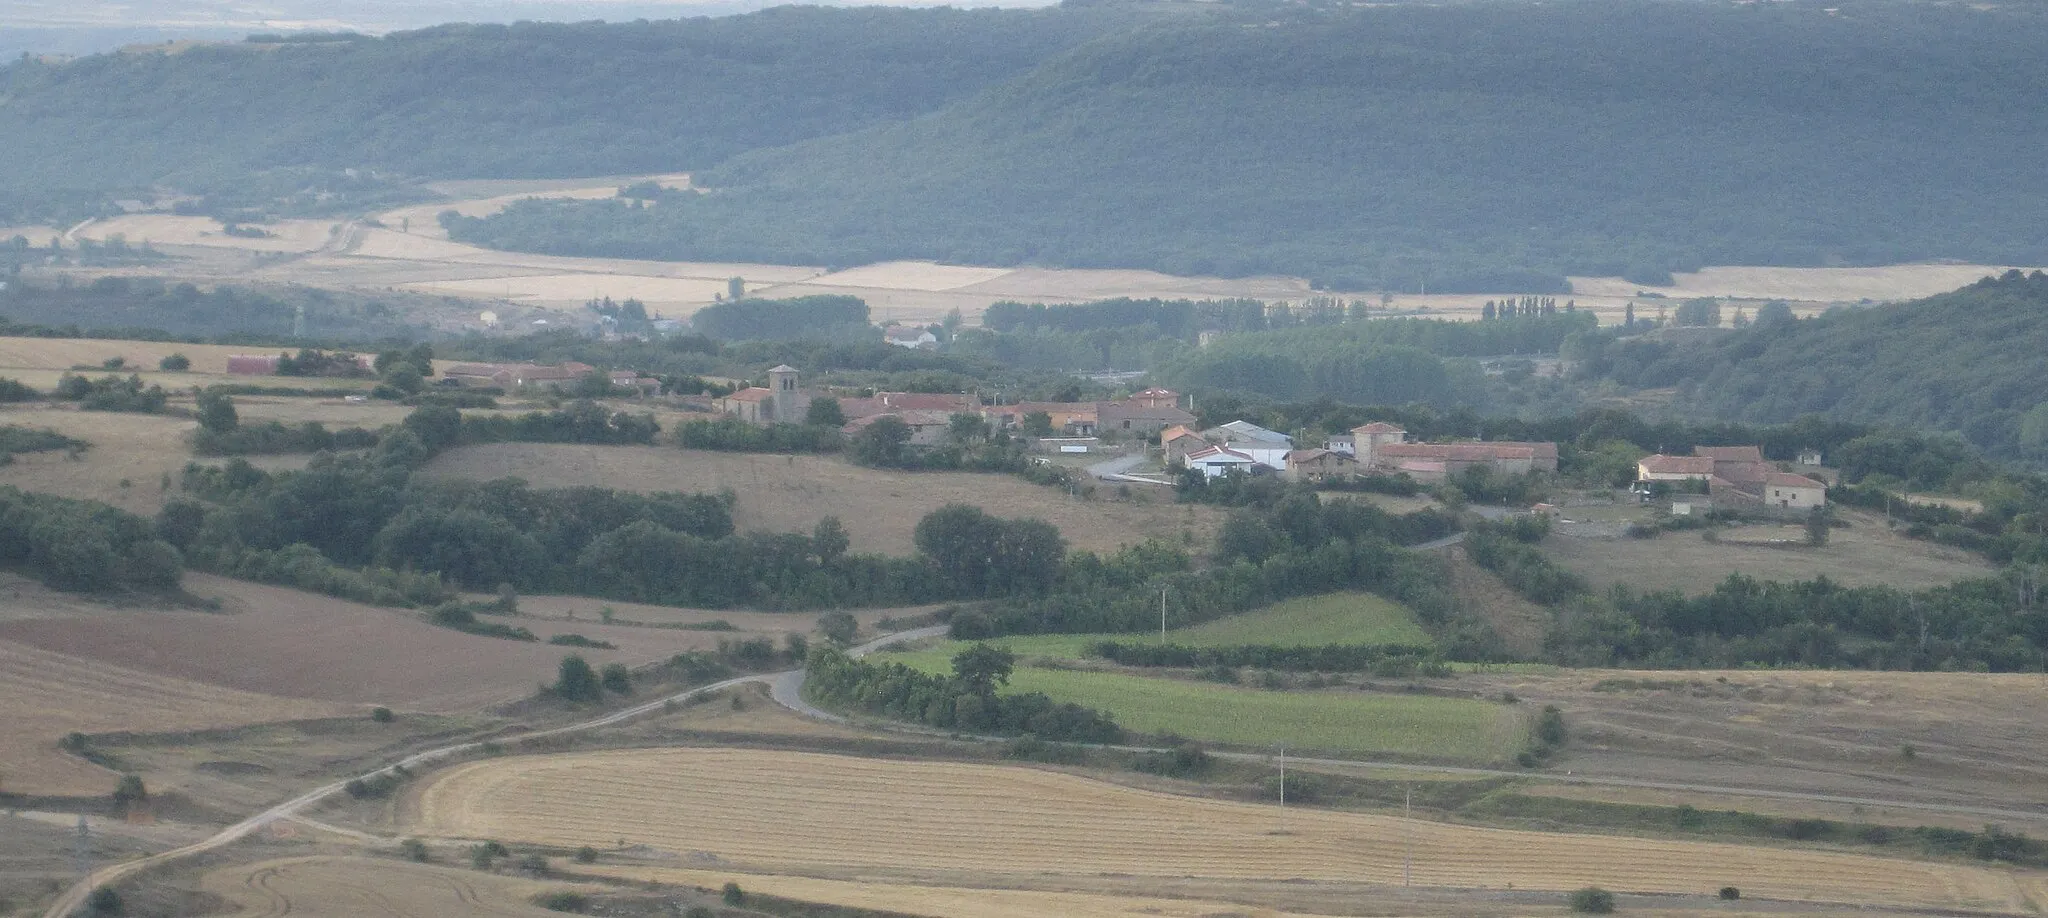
left=410, top=748, right=2045, bottom=911
left=199, top=856, right=590, bottom=918
left=420, top=444, right=1217, bottom=555
left=0, top=335, right=286, bottom=376
left=0, top=638, right=344, bottom=796
left=0, top=575, right=722, bottom=712
left=0, top=406, right=202, bottom=515
left=1544, top=509, right=1992, bottom=595
left=1569, top=263, right=2037, bottom=303
left=569, top=865, right=1344, bottom=918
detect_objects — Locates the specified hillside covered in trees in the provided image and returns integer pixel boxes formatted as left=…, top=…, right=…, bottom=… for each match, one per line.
left=449, top=1, right=2048, bottom=291
left=0, top=6, right=1149, bottom=220
left=1571, top=271, right=2048, bottom=460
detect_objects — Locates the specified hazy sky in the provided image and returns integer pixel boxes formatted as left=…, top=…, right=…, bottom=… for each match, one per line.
left=2, top=0, right=1051, bottom=57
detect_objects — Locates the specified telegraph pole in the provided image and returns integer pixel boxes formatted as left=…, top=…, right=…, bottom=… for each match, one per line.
left=1277, top=744, right=1287, bottom=832
left=1403, top=785, right=1414, bottom=886
left=74, top=813, right=93, bottom=899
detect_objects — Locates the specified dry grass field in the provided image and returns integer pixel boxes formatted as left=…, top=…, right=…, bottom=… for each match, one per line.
left=198, top=856, right=593, bottom=918
left=1543, top=509, right=1991, bottom=595
left=569, top=865, right=1348, bottom=918
left=1462, top=666, right=2048, bottom=820
left=0, top=637, right=345, bottom=796
left=484, top=593, right=939, bottom=634
left=408, top=748, right=2045, bottom=911
left=420, top=443, right=1217, bottom=556
left=0, top=575, right=729, bottom=712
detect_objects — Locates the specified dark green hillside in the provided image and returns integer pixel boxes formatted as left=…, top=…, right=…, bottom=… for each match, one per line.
left=452, top=1, right=2048, bottom=290
left=1572, top=271, right=2048, bottom=459
left=0, top=7, right=1145, bottom=219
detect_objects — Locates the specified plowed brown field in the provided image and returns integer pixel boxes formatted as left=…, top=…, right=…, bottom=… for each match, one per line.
left=410, top=748, right=2046, bottom=911
left=0, top=639, right=344, bottom=795
left=0, top=575, right=722, bottom=711
left=199, top=856, right=586, bottom=917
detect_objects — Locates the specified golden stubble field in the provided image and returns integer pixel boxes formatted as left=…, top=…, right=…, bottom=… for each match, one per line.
left=408, top=748, right=2047, bottom=912
left=200, top=855, right=592, bottom=918
left=55, top=174, right=2029, bottom=327
left=420, top=443, right=1219, bottom=556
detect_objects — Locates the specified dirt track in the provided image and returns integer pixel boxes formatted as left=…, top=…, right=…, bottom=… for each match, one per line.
left=199, top=856, right=580, bottom=917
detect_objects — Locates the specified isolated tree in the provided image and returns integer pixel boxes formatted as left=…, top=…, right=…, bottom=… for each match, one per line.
left=804, top=396, right=845, bottom=427
left=726, top=277, right=745, bottom=301
left=111, top=774, right=147, bottom=810
left=951, top=643, right=1015, bottom=697
left=157, top=353, right=190, bottom=372
left=194, top=388, right=238, bottom=434
left=600, top=662, right=633, bottom=695
left=812, top=516, right=850, bottom=564
left=553, top=655, right=603, bottom=702
left=1622, top=302, right=1636, bottom=329
left=1753, top=300, right=1796, bottom=328
left=86, top=886, right=122, bottom=916
left=818, top=610, right=859, bottom=646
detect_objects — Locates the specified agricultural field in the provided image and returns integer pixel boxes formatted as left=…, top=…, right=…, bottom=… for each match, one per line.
left=46, top=177, right=2007, bottom=330
left=0, top=635, right=346, bottom=796
left=1174, top=591, right=1432, bottom=647
left=0, top=574, right=731, bottom=712
left=1543, top=507, right=1992, bottom=595
left=408, top=747, right=2047, bottom=912
left=1459, top=666, right=2048, bottom=821
left=470, top=593, right=937, bottom=636
left=420, top=443, right=1218, bottom=556
left=198, top=856, right=595, bottom=918
left=569, top=864, right=1348, bottom=918
left=880, top=644, right=1518, bottom=760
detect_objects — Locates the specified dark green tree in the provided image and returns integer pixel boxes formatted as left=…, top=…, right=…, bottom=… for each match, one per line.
left=818, top=610, right=858, bottom=646
left=849, top=415, right=911, bottom=467
left=951, top=642, right=1016, bottom=696
left=195, top=388, right=238, bottom=434
left=805, top=396, right=846, bottom=427
left=553, top=655, right=603, bottom=702
left=813, top=516, right=849, bottom=563
left=600, top=662, right=633, bottom=695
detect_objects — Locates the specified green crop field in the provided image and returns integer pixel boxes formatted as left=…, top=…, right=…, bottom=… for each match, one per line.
left=1173, top=591, right=1432, bottom=647
left=879, top=647, right=1522, bottom=761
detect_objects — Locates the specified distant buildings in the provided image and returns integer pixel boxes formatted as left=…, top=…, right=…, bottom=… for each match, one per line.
left=714, top=364, right=810, bottom=422
left=1330, top=422, right=1556, bottom=481
left=1635, top=444, right=1826, bottom=511
left=444, top=361, right=596, bottom=389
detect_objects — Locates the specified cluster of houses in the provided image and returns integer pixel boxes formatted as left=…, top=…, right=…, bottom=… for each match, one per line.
left=1160, top=420, right=1559, bottom=483
left=1636, top=445, right=1826, bottom=511
left=710, top=367, right=1201, bottom=445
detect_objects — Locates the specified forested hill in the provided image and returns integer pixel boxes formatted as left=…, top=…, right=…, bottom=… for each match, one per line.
left=0, top=6, right=1151, bottom=219
left=449, top=1, right=2048, bottom=292
left=1573, top=271, right=2048, bottom=460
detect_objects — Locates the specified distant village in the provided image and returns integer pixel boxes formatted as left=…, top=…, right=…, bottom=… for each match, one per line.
left=225, top=348, right=1828, bottom=511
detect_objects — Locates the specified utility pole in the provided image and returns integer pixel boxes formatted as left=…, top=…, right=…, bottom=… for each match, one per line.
left=1277, top=745, right=1287, bottom=832
left=1160, top=585, right=1169, bottom=643
left=74, top=813, right=93, bottom=899
left=1403, top=785, right=1413, bottom=887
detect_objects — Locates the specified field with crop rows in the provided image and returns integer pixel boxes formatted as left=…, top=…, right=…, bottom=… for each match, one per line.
left=200, top=856, right=589, bottom=918
left=410, top=748, right=2046, bottom=912
left=0, top=638, right=345, bottom=795
left=567, top=864, right=1344, bottom=918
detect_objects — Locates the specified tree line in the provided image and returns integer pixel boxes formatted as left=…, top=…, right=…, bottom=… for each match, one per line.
left=805, top=643, right=1123, bottom=743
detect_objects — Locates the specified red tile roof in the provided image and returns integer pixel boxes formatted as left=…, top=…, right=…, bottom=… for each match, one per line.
left=1354, top=422, right=1406, bottom=435
left=1639, top=454, right=1717, bottom=476
left=1695, top=445, right=1765, bottom=463
left=1766, top=471, right=1826, bottom=489
left=725, top=387, right=774, bottom=403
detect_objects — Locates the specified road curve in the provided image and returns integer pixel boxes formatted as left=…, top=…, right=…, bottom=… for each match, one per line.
left=37, top=625, right=946, bottom=918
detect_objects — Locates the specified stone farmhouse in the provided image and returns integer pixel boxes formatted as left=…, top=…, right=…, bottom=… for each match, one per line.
left=1098, top=387, right=1197, bottom=435
left=443, top=361, right=598, bottom=389
left=1635, top=445, right=1826, bottom=511
left=1283, top=448, right=1359, bottom=482
left=1329, top=422, right=1557, bottom=481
